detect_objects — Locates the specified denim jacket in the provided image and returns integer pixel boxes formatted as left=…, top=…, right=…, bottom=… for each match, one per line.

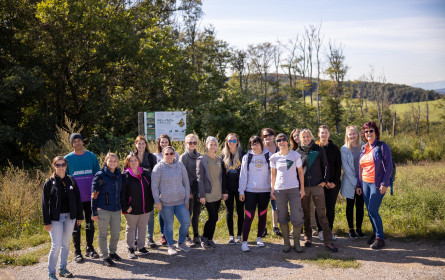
left=340, top=143, right=363, bottom=199
left=357, top=139, right=393, bottom=189
left=91, top=165, right=122, bottom=216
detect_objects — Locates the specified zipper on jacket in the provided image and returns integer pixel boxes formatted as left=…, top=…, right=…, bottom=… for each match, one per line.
left=115, top=180, right=119, bottom=211
left=105, top=192, right=109, bottom=205
left=140, top=176, right=145, bottom=214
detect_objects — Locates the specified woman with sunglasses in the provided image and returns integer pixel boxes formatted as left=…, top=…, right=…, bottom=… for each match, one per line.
left=341, top=125, right=366, bottom=239
left=152, top=146, right=191, bottom=255
left=197, top=136, right=228, bottom=249
left=179, top=134, right=202, bottom=246
left=270, top=133, right=305, bottom=253
left=221, top=133, right=246, bottom=245
left=238, top=136, right=271, bottom=252
left=43, top=156, right=83, bottom=279
left=358, top=121, right=393, bottom=249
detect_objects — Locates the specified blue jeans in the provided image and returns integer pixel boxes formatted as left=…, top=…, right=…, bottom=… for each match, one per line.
left=48, top=213, right=76, bottom=274
left=146, top=210, right=165, bottom=239
left=160, top=204, right=190, bottom=246
left=362, top=182, right=385, bottom=239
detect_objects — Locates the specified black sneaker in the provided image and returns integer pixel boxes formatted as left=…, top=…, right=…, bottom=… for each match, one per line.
left=261, top=228, right=268, bottom=238
left=367, top=234, right=376, bottom=245
left=356, top=229, right=366, bottom=238
left=74, top=253, right=84, bottom=263
left=128, top=248, right=136, bottom=259
left=371, top=238, right=385, bottom=249
left=138, top=247, right=149, bottom=255
left=273, top=227, right=282, bottom=237
left=208, top=240, right=217, bottom=249
left=147, top=237, right=158, bottom=248
left=109, top=253, right=122, bottom=261
left=349, top=229, right=358, bottom=239
left=325, top=243, right=339, bottom=252
left=85, top=248, right=99, bottom=258
left=103, top=257, right=115, bottom=267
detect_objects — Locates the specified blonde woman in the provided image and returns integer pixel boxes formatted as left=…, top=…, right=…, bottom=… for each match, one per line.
left=221, top=133, right=246, bottom=244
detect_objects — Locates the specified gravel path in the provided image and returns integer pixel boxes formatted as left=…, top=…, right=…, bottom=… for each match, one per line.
left=2, top=237, right=444, bottom=280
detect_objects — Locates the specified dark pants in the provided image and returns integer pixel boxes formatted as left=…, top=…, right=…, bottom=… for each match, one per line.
left=72, top=201, right=95, bottom=253
left=188, top=195, right=202, bottom=238
left=242, top=192, right=270, bottom=241
left=316, top=185, right=340, bottom=231
left=225, top=188, right=244, bottom=237
left=302, top=186, right=333, bottom=244
left=203, top=200, right=221, bottom=240
left=346, top=193, right=364, bottom=230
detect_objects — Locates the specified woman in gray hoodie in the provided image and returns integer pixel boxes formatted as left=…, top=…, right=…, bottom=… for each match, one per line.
left=151, top=146, right=191, bottom=256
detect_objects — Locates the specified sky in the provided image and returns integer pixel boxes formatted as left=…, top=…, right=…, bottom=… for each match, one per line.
left=200, top=0, right=445, bottom=87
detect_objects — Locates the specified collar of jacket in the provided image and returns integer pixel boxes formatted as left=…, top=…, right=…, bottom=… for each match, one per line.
left=125, top=167, right=143, bottom=178
left=103, top=165, right=120, bottom=177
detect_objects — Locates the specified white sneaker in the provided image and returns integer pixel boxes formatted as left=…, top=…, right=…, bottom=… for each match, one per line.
left=236, top=236, right=242, bottom=243
left=241, top=241, right=250, bottom=252
left=318, top=231, right=324, bottom=241
left=332, top=233, right=337, bottom=240
left=256, top=237, right=264, bottom=247
left=228, top=236, right=235, bottom=245
left=176, top=242, right=191, bottom=252
left=167, top=246, right=178, bottom=255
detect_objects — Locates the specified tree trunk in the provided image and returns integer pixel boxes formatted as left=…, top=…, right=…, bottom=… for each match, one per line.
left=392, top=111, right=396, bottom=137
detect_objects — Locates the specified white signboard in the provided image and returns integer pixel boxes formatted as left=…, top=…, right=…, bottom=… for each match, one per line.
left=144, top=111, right=186, bottom=141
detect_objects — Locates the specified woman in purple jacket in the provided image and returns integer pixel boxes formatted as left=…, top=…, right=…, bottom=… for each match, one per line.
left=357, top=121, right=393, bottom=250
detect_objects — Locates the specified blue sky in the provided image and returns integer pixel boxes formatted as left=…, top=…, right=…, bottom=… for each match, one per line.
left=201, top=0, right=445, bottom=86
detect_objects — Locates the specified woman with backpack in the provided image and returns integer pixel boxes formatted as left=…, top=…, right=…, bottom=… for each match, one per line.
left=358, top=121, right=393, bottom=249
left=238, top=136, right=271, bottom=252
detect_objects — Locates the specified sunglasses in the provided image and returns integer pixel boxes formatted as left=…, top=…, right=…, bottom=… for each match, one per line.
left=228, top=139, right=237, bottom=144
left=276, top=138, right=288, bottom=143
left=55, top=163, right=67, bottom=168
left=364, top=129, right=375, bottom=134
left=164, top=152, right=175, bottom=156
left=187, top=141, right=197, bottom=145
left=262, top=134, right=273, bottom=138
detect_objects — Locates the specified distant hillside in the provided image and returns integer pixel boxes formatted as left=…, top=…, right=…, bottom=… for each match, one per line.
left=411, top=80, right=445, bottom=90
left=435, top=88, right=445, bottom=94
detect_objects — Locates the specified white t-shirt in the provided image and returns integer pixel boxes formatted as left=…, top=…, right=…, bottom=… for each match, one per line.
left=270, top=150, right=302, bottom=190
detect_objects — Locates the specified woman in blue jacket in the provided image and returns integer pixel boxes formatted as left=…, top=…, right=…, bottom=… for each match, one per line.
left=91, top=153, right=122, bottom=266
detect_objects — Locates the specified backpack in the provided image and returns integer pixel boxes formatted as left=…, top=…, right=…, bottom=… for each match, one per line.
left=247, top=152, right=270, bottom=171
left=376, top=142, right=396, bottom=195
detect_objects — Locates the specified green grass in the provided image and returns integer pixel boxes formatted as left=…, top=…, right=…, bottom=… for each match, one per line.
left=302, top=253, right=360, bottom=269
left=390, top=99, right=443, bottom=122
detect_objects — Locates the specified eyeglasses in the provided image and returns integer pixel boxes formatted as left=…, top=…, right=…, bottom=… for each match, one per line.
left=276, top=138, right=288, bottom=143
left=55, top=163, right=67, bottom=168
left=164, top=152, right=175, bottom=156
left=187, top=141, right=197, bottom=145
left=228, top=139, right=237, bottom=144
left=262, top=134, right=273, bottom=138
left=364, top=129, right=375, bottom=134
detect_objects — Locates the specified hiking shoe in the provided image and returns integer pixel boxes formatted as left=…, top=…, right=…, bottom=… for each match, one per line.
left=241, top=241, right=250, bottom=252
left=160, top=235, right=167, bottom=246
left=147, top=237, right=158, bottom=248
left=273, top=227, right=282, bottom=237
left=85, top=247, right=99, bottom=258
left=304, top=239, right=312, bottom=247
left=318, top=231, right=324, bottom=241
left=236, top=236, right=242, bottom=243
left=256, top=237, right=264, bottom=247
left=311, top=227, right=318, bottom=236
left=74, top=253, right=84, bottom=263
left=138, top=247, right=149, bottom=255
left=367, top=234, right=376, bottom=245
left=48, top=273, right=58, bottom=280
left=109, top=253, right=122, bottom=261
left=128, top=248, right=136, bottom=259
left=193, top=236, right=200, bottom=245
left=356, top=229, right=366, bottom=238
left=325, top=243, right=339, bottom=252
left=103, top=257, right=115, bottom=267
left=208, top=240, right=217, bottom=249
left=228, top=236, right=235, bottom=245
left=371, top=238, right=385, bottom=249
left=185, top=236, right=194, bottom=247
left=262, top=228, right=268, bottom=238
left=200, top=236, right=209, bottom=249
left=349, top=229, right=358, bottom=238
left=176, top=242, right=191, bottom=252
left=167, top=246, right=178, bottom=255
left=58, top=267, right=73, bottom=278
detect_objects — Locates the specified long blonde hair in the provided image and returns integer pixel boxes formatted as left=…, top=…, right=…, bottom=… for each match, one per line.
left=222, top=133, right=242, bottom=171
left=345, top=125, right=360, bottom=150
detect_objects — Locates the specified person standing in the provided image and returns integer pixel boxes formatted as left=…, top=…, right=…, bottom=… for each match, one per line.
left=341, top=126, right=366, bottom=238
left=315, top=125, right=341, bottom=241
left=261, top=128, right=281, bottom=237
left=197, top=136, right=228, bottom=249
left=64, top=133, right=100, bottom=262
left=270, top=134, right=305, bottom=253
left=221, top=133, right=246, bottom=244
left=43, top=156, right=83, bottom=280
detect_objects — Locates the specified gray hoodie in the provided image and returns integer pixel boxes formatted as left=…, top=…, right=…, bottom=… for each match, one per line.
left=238, top=150, right=272, bottom=195
left=151, top=160, right=190, bottom=206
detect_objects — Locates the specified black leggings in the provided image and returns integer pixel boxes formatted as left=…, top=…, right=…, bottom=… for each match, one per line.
left=203, top=200, right=221, bottom=240
left=242, top=192, right=270, bottom=242
left=225, top=188, right=244, bottom=236
left=346, top=193, right=364, bottom=230
left=73, top=201, right=94, bottom=253
left=316, top=185, right=340, bottom=231
left=188, top=195, right=202, bottom=238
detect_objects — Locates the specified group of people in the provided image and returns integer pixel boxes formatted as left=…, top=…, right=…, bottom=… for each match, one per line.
left=41, top=121, right=393, bottom=279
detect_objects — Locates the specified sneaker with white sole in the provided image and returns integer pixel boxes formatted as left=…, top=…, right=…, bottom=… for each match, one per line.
left=167, top=246, right=178, bottom=255
left=318, top=231, right=324, bottom=241
left=241, top=241, right=250, bottom=252
left=236, top=236, right=242, bottom=243
left=176, top=242, right=191, bottom=252
left=256, top=237, right=264, bottom=247
left=228, top=236, right=235, bottom=245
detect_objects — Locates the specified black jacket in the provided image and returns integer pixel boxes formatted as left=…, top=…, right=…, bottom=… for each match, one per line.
left=221, top=151, right=246, bottom=192
left=134, top=150, right=157, bottom=177
left=42, top=174, right=84, bottom=225
left=297, top=142, right=329, bottom=187
left=320, top=140, right=342, bottom=187
left=121, top=167, right=154, bottom=215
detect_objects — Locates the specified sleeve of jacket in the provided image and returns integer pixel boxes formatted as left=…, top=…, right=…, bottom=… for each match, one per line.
left=334, top=145, right=342, bottom=187
left=381, top=142, right=393, bottom=187
left=179, top=153, right=192, bottom=184
left=180, top=163, right=190, bottom=205
left=196, top=157, right=205, bottom=199
left=92, top=154, right=100, bottom=174
left=72, top=177, right=84, bottom=220
left=221, top=157, right=228, bottom=195
left=238, top=154, right=249, bottom=195
left=120, top=174, right=129, bottom=212
left=356, top=145, right=365, bottom=189
left=320, top=147, right=329, bottom=183
left=91, top=173, right=103, bottom=216
left=41, top=180, right=52, bottom=225
left=151, top=165, right=161, bottom=204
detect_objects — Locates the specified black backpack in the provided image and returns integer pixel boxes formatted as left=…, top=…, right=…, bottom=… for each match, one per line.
left=247, top=152, right=270, bottom=171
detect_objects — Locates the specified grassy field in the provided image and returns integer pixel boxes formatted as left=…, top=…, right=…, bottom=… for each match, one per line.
left=390, top=99, right=443, bottom=122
